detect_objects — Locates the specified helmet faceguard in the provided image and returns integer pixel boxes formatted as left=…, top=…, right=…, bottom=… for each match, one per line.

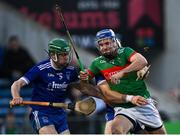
left=48, top=38, right=72, bottom=67
left=96, top=29, right=120, bottom=59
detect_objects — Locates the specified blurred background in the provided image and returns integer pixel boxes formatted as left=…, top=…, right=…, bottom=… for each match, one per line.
left=0, top=0, right=180, bottom=134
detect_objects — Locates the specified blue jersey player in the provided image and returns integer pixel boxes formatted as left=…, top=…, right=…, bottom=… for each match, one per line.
left=11, top=38, right=79, bottom=134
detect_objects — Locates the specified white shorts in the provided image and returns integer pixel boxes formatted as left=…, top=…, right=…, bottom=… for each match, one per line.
left=114, top=98, right=163, bottom=130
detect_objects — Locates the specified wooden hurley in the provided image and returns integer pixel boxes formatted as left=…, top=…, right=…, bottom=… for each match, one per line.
left=10, top=97, right=96, bottom=115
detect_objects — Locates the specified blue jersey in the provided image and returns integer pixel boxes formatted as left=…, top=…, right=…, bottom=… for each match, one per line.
left=21, top=59, right=79, bottom=114
left=95, top=75, right=106, bottom=86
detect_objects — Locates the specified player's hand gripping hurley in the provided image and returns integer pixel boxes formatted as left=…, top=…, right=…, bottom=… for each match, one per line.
left=55, top=3, right=85, bottom=71
left=10, top=97, right=96, bottom=115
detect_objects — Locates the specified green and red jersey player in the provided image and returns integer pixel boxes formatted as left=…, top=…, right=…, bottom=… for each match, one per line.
left=80, top=29, right=166, bottom=134
left=88, top=46, right=150, bottom=108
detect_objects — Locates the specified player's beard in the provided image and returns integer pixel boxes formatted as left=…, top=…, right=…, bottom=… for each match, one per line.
left=99, top=42, right=119, bottom=60
left=102, top=48, right=118, bottom=60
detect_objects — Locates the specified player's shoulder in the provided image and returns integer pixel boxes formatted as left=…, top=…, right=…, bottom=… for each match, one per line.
left=36, top=59, right=51, bottom=71
left=90, top=56, right=107, bottom=66
left=65, top=65, right=79, bottom=74
left=66, top=65, right=76, bottom=71
left=124, top=46, right=134, bottom=50
left=92, top=56, right=104, bottom=63
left=117, top=47, right=125, bottom=54
left=118, top=47, right=133, bottom=54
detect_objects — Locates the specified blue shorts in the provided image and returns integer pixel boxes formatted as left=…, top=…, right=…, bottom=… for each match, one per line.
left=30, top=110, right=68, bottom=133
left=105, top=106, right=114, bottom=121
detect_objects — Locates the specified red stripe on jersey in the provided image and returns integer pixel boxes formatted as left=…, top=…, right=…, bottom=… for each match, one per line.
left=87, top=69, right=95, bottom=78
left=128, top=52, right=137, bottom=62
left=101, top=64, right=130, bottom=80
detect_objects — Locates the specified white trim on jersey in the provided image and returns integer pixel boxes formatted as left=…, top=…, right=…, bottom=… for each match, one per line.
left=38, top=62, right=50, bottom=68
left=66, top=66, right=75, bottom=70
left=38, top=62, right=51, bottom=71
left=20, top=77, right=30, bottom=84
left=97, top=80, right=106, bottom=86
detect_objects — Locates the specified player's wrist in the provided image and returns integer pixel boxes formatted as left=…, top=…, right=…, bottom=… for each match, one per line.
left=13, top=95, right=22, bottom=99
left=125, top=95, right=134, bottom=102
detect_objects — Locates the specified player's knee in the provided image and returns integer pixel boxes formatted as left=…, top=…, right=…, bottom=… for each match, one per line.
left=104, top=127, right=112, bottom=134
left=148, top=126, right=167, bottom=134
left=39, top=127, right=47, bottom=134
left=61, top=129, right=70, bottom=134
left=39, top=125, right=58, bottom=134
left=104, top=121, right=113, bottom=134
left=111, top=123, right=127, bottom=134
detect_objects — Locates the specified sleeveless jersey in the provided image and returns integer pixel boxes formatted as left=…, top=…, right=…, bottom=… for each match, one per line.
left=88, top=47, right=150, bottom=108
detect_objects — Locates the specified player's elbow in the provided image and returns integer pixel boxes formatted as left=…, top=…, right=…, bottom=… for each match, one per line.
left=143, top=57, right=148, bottom=65
left=142, top=59, right=148, bottom=67
left=11, top=79, right=26, bottom=90
left=137, top=56, right=148, bottom=68
left=136, top=53, right=148, bottom=65
left=11, top=80, right=18, bottom=88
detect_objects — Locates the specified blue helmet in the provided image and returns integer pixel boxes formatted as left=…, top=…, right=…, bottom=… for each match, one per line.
left=96, top=29, right=116, bottom=42
left=95, top=29, right=121, bottom=59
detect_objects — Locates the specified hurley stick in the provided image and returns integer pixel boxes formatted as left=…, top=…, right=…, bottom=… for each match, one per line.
left=10, top=97, right=96, bottom=115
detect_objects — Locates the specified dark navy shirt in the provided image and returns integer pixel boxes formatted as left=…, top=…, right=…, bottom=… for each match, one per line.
left=21, top=59, right=79, bottom=114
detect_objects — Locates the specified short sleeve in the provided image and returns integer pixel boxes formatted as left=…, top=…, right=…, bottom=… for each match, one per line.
left=124, top=47, right=137, bottom=61
left=21, top=65, right=40, bottom=84
left=95, top=75, right=106, bottom=86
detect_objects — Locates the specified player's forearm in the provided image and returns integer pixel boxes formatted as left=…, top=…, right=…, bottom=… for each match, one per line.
left=79, top=81, right=105, bottom=99
left=102, top=90, right=127, bottom=103
left=11, top=79, right=26, bottom=98
left=122, top=57, right=147, bottom=73
left=11, top=83, right=21, bottom=98
left=122, top=61, right=146, bottom=73
left=69, top=81, right=105, bottom=99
